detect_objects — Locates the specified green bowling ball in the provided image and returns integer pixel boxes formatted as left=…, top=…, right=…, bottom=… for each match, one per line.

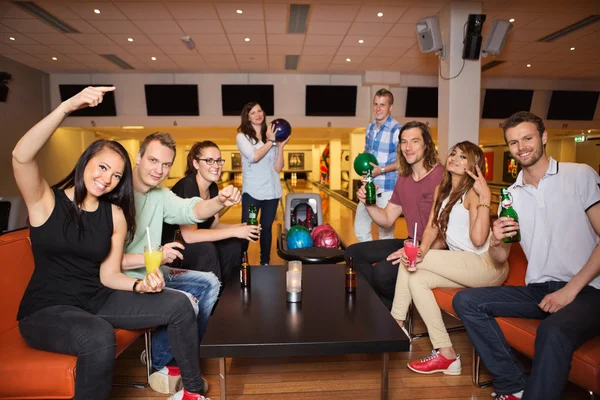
left=353, top=152, right=378, bottom=175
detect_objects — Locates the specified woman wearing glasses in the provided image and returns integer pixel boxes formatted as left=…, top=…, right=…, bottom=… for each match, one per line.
left=236, top=102, right=290, bottom=265
left=163, top=141, right=260, bottom=284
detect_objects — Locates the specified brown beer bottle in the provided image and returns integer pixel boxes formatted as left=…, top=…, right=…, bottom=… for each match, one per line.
left=170, top=229, right=184, bottom=268
left=345, top=256, right=357, bottom=292
left=240, top=251, right=251, bottom=287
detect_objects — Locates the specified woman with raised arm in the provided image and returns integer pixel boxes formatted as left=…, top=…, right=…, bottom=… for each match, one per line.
left=388, top=141, right=509, bottom=377
left=163, top=140, right=260, bottom=283
left=236, top=102, right=290, bottom=265
left=14, top=87, right=210, bottom=400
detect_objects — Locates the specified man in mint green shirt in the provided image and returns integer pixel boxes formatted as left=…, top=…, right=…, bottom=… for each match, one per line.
left=121, top=132, right=241, bottom=395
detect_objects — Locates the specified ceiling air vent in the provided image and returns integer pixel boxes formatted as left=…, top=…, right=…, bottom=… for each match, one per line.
left=288, top=4, right=310, bottom=34
left=100, top=54, right=135, bottom=70
left=10, top=1, right=80, bottom=34
left=537, top=15, right=600, bottom=42
left=285, top=55, right=299, bottom=70
left=482, top=60, right=506, bottom=72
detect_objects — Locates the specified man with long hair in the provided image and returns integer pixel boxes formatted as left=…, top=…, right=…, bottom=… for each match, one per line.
left=345, top=121, right=443, bottom=310
left=121, top=132, right=241, bottom=396
left=354, top=88, right=401, bottom=242
left=453, top=112, right=600, bottom=400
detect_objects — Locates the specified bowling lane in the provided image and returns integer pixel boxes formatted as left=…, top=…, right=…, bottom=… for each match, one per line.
left=219, top=178, right=408, bottom=266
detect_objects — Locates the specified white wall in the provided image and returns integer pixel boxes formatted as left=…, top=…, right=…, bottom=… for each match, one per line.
left=0, top=55, right=48, bottom=196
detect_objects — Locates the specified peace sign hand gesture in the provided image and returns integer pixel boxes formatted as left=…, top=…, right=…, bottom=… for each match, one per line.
left=465, top=164, right=491, bottom=204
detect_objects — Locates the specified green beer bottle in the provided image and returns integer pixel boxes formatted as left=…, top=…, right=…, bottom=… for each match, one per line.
left=365, top=169, right=376, bottom=206
left=499, top=188, right=521, bottom=243
left=248, top=204, right=258, bottom=226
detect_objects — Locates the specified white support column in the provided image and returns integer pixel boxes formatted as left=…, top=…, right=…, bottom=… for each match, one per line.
left=437, top=1, right=483, bottom=162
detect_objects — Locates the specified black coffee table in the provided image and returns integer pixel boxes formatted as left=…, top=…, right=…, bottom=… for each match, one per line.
left=200, top=264, right=410, bottom=399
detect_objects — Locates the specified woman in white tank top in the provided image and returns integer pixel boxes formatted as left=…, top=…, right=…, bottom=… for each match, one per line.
left=389, top=141, right=509, bottom=376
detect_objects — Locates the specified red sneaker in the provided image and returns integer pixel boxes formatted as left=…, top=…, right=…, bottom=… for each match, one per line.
left=497, top=395, right=521, bottom=400
left=169, top=389, right=210, bottom=400
left=407, top=350, right=461, bottom=375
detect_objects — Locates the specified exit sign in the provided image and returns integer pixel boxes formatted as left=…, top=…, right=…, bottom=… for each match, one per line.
left=574, top=135, right=586, bottom=143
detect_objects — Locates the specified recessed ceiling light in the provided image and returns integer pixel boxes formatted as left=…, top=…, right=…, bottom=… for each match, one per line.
left=52, top=57, right=58, bottom=61
left=570, top=47, right=575, bottom=51
left=151, top=56, right=157, bottom=61
left=346, top=58, right=351, bottom=62
left=244, top=37, right=250, bottom=42
left=377, top=12, right=383, bottom=17
left=128, top=37, right=134, bottom=42
left=94, top=9, right=100, bottom=14
left=236, top=9, right=243, bottom=14
left=9, top=36, right=15, bottom=41
left=526, top=64, right=531, bottom=68
left=509, top=18, right=515, bottom=23
left=358, top=39, right=364, bottom=44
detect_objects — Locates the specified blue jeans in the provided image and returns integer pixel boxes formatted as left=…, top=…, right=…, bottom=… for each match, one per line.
left=151, top=266, right=220, bottom=370
left=453, top=282, right=600, bottom=399
left=241, top=193, right=279, bottom=265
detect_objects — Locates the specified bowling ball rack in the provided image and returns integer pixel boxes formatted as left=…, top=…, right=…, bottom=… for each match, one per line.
left=276, top=223, right=346, bottom=264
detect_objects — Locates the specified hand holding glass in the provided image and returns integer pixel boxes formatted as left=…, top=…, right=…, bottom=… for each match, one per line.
left=404, top=241, right=419, bottom=272
left=144, top=244, right=163, bottom=276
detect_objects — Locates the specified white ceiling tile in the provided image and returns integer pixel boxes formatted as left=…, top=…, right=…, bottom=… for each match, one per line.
left=197, top=45, right=233, bottom=55
left=266, top=20, right=287, bottom=34
left=523, top=14, right=591, bottom=30
left=507, top=28, right=552, bottom=42
left=304, top=35, right=343, bottom=46
left=36, top=54, right=76, bottom=63
left=361, top=56, right=398, bottom=67
left=67, top=3, right=127, bottom=20
left=165, top=2, right=219, bottom=20
left=27, top=33, right=78, bottom=45
left=84, top=43, right=127, bottom=54
left=369, top=46, right=410, bottom=57
left=377, top=36, right=415, bottom=48
left=67, top=33, right=115, bottom=45
left=4, top=54, right=47, bottom=66
left=517, top=42, right=558, bottom=54
left=332, top=54, right=366, bottom=64
left=204, top=54, right=237, bottom=63
left=341, top=36, right=381, bottom=47
left=126, top=44, right=163, bottom=55
left=298, top=64, right=331, bottom=72
left=336, top=46, right=372, bottom=56
left=0, top=43, right=22, bottom=55
left=302, top=46, right=338, bottom=56
left=107, top=34, right=153, bottom=45
left=0, top=24, right=15, bottom=33
left=229, top=33, right=266, bottom=45
left=388, top=23, right=417, bottom=37
left=0, top=3, right=35, bottom=19
left=158, top=44, right=198, bottom=55
left=0, top=33, right=38, bottom=45
left=0, top=19, right=57, bottom=33
left=310, top=5, right=360, bottom=22
left=268, top=57, right=285, bottom=69
left=355, top=6, right=409, bottom=23
left=222, top=20, right=266, bottom=34
left=178, top=20, right=224, bottom=34
left=64, top=20, right=101, bottom=34
left=265, top=4, right=287, bottom=20
left=48, top=43, right=95, bottom=55
left=236, top=54, right=268, bottom=63
left=114, top=2, right=172, bottom=20
left=10, top=44, right=56, bottom=55
left=397, top=8, right=443, bottom=24
left=307, top=21, right=351, bottom=35
left=192, top=34, right=229, bottom=46
left=232, top=45, right=267, bottom=55
left=169, top=54, right=205, bottom=63
left=215, top=3, right=264, bottom=20
left=398, top=46, right=430, bottom=59
left=268, top=45, right=303, bottom=55
left=133, top=20, right=183, bottom=34
left=301, top=55, right=334, bottom=63
left=88, top=20, right=141, bottom=34
left=35, top=2, right=82, bottom=20
left=267, top=34, right=304, bottom=46
left=348, top=22, right=394, bottom=36
left=146, top=34, right=187, bottom=45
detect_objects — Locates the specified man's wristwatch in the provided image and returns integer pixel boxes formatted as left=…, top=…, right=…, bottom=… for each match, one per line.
left=379, top=166, right=386, bottom=175
left=269, top=139, right=277, bottom=145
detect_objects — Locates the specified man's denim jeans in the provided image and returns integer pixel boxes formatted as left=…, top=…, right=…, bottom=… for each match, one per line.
left=152, top=266, right=220, bottom=369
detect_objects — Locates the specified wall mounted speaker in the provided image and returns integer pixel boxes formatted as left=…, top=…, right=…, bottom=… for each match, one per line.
left=416, top=16, right=443, bottom=54
left=482, top=20, right=513, bottom=57
left=463, top=14, right=486, bottom=60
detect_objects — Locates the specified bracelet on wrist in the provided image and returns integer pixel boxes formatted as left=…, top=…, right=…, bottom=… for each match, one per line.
left=476, top=203, right=492, bottom=210
left=132, top=279, right=143, bottom=293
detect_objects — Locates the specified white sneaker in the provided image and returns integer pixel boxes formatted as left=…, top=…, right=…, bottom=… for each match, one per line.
left=149, top=367, right=183, bottom=394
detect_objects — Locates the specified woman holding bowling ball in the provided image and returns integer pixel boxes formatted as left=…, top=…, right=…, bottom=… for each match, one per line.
left=236, top=102, right=290, bottom=265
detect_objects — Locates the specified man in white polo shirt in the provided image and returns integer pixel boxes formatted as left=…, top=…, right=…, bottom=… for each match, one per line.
left=453, top=111, right=600, bottom=400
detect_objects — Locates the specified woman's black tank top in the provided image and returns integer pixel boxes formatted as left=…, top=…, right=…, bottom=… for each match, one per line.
left=17, top=189, right=115, bottom=320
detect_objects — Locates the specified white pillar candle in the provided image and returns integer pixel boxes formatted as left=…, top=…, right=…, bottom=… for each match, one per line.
left=286, top=270, right=302, bottom=292
left=288, top=260, right=302, bottom=273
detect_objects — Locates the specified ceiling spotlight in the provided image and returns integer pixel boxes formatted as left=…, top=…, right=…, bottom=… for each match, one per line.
left=94, top=9, right=100, bottom=14
left=9, top=37, right=15, bottom=41
left=151, top=56, right=157, bottom=61
left=570, top=47, right=575, bottom=51
left=526, top=64, right=531, bottom=67
left=509, top=18, right=515, bottom=23
left=181, top=36, right=195, bottom=50
left=358, top=39, right=364, bottom=44
left=52, top=57, right=58, bottom=61
left=377, top=12, right=383, bottom=17
left=236, top=9, right=243, bottom=14
left=127, top=37, right=134, bottom=42
left=244, top=37, right=250, bottom=42
left=346, top=58, right=351, bottom=62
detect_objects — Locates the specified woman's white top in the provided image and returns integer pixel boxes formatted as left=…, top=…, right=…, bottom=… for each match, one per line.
left=440, top=195, right=490, bottom=255
left=236, top=133, right=282, bottom=200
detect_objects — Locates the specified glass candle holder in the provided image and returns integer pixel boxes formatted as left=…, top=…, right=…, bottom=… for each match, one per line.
left=288, top=260, right=302, bottom=273
left=286, top=269, right=302, bottom=302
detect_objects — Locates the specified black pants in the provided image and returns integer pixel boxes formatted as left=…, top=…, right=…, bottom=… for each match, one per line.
left=241, top=193, right=279, bottom=265
left=18, top=290, right=204, bottom=400
left=182, top=238, right=243, bottom=283
left=344, top=238, right=406, bottom=310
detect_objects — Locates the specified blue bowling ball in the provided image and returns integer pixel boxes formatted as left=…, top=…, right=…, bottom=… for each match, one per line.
left=286, top=229, right=313, bottom=250
left=272, top=118, right=292, bottom=142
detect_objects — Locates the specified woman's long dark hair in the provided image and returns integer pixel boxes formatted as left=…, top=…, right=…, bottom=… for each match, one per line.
left=431, top=141, right=485, bottom=242
left=237, top=101, right=266, bottom=144
left=52, top=139, right=136, bottom=243
left=185, top=141, right=219, bottom=176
